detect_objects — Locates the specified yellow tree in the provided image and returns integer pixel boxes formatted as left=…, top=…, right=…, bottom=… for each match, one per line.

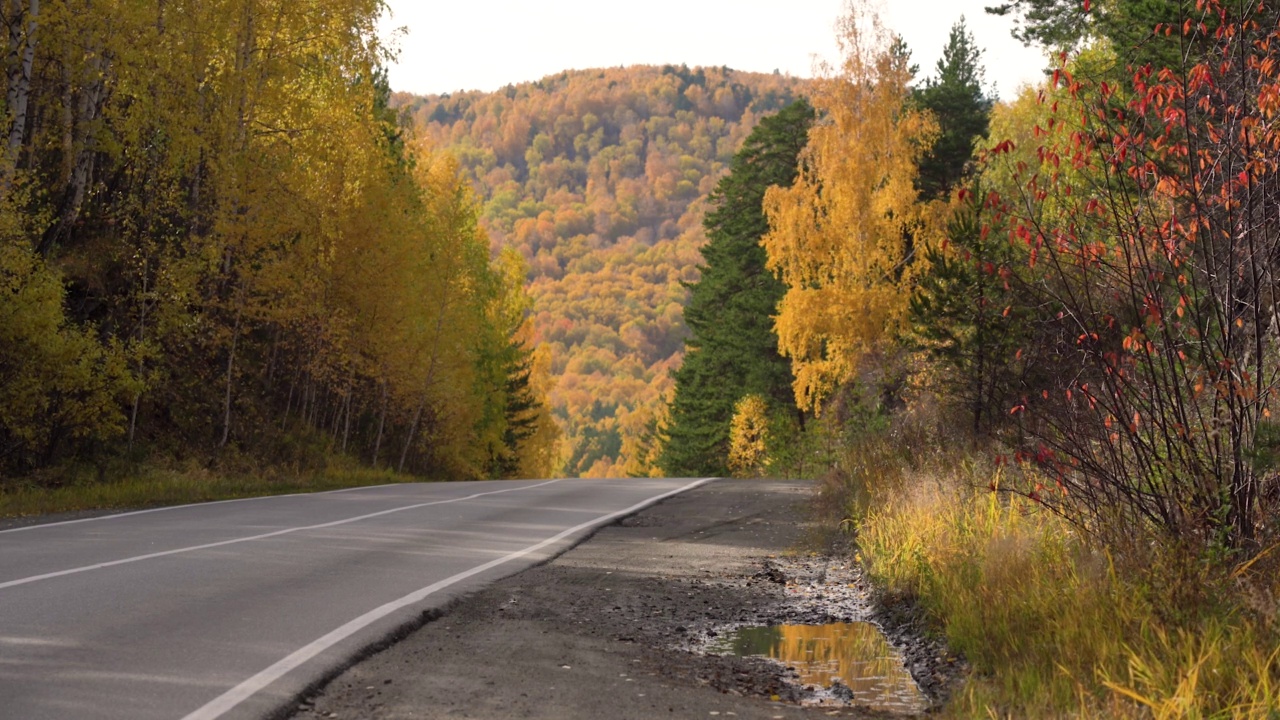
left=727, top=394, right=770, bottom=477
left=762, top=2, right=938, bottom=412
left=0, top=0, right=548, bottom=479
left=509, top=342, right=562, bottom=478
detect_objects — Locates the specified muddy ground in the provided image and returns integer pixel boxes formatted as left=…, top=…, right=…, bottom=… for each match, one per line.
left=288, top=478, right=962, bottom=720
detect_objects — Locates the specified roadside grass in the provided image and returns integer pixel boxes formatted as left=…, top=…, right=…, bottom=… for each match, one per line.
left=0, top=457, right=426, bottom=520
left=826, top=429, right=1280, bottom=718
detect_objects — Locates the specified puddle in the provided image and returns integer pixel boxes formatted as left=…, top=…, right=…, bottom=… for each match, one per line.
left=707, top=622, right=928, bottom=714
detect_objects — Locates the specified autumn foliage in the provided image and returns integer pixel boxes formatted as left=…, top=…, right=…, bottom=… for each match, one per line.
left=716, top=1, right=1280, bottom=713
left=763, top=11, right=940, bottom=412
left=749, top=0, right=1280, bottom=551
left=399, top=67, right=807, bottom=476
left=0, top=0, right=557, bottom=481
left=983, top=1, right=1280, bottom=547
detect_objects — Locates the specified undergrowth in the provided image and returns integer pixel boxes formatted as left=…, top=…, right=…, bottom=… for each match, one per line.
left=827, top=426, right=1280, bottom=718
left=0, top=456, right=425, bottom=519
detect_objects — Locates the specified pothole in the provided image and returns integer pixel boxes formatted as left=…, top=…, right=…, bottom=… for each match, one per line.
left=706, top=622, right=929, bottom=714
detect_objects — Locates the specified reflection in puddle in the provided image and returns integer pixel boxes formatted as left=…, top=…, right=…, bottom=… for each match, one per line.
left=707, top=622, right=928, bottom=714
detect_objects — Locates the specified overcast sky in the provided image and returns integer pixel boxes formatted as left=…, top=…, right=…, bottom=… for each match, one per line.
left=378, top=1, right=1049, bottom=102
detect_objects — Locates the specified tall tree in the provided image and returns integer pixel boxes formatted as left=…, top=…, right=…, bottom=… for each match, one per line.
left=660, top=99, right=814, bottom=477
left=914, top=17, right=992, bottom=201
left=908, top=183, right=1027, bottom=438
left=906, top=18, right=1018, bottom=438
left=986, top=0, right=1196, bottom=71
left=762, top=3, right=938, bottom=412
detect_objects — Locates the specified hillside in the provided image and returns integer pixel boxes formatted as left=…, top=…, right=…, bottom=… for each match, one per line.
left=393, top=66, right=808, bottom=476
left=0, top=1, right=560, bottom=485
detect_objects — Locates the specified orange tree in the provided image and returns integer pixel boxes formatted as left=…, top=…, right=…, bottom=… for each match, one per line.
left=992, top=0, right=1280, bottom=549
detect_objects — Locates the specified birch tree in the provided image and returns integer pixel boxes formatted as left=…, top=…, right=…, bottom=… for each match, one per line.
left=762, top=1, right=938, bottom=412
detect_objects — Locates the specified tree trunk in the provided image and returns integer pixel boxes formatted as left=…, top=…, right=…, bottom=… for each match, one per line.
left=265, top=328, right=279, bottom=390
left=127, top=391, right=141, bottom=452
left=399, top=399, right=424, bottom=474
left=1231, top=449, right=1257, bottom=548
left=330, top=389, right=342, bottom=442
left=301, top=380, right=312, bottom=428
left=3, top=0, right=38, bottom=188
left=38, top=73, right=104, bottom=257
left=220, top=310, right=242, bottom=448
left=371, top=381, right=387, bottom=467
left=282, top=370, right=297, bottom=427
left=341, top=390, right=353, bottom=455
left=127, top=271, right=150, bottom=452
left=309, top=383, right=320, bottom=428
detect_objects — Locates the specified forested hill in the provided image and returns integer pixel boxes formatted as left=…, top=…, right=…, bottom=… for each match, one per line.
left=392, top=66, right=808, bottom=476
left=0, top=2, right=561, bottom=486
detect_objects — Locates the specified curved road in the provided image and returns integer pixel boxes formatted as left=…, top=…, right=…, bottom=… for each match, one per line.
left=0, top=478, right=711, bottom=720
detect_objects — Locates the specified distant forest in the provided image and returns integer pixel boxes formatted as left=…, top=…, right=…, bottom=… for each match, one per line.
left=394, top=66, right=808, bottom=476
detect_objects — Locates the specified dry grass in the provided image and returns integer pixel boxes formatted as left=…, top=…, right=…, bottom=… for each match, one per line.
left=831, top=432, right=1280, bottom=718
left=0, top=459, right=425, bottom=520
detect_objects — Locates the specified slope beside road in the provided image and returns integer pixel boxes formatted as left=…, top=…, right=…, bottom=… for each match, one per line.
left=291, top=478, right=906, bottom=720
left=0, top=478, right=712, bottom=720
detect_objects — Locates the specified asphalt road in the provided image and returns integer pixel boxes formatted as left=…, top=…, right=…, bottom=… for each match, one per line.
left=0, top=478, right=712, bottom=720
left=294, top=478, right=834, bottom=720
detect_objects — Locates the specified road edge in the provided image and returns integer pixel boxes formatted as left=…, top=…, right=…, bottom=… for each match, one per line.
left=184, top=477, right=720, bottom=720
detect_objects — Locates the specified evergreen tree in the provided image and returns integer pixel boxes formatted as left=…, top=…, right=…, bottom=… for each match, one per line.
left=985, top=0, right=1096, bottom=49
left=986, top=0, right=1202, bottom=71
left=660, top=99, right=814, bottom=477
left=908, top=183, right=1026, bottom=437
left=914, top=17, right=992, bottom=201
left=488, top=341, right=541, bottom=478
left=908, top=21, right=1020, bottom=438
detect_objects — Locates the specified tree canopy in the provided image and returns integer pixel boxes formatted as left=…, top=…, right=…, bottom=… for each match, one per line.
left=0, top=0, right=557, bottom=481
left=401, top=66, right=808, bottom=476
left=660, top=99, right=814, bottom=477
left=762, top=10, right=939, bottom=412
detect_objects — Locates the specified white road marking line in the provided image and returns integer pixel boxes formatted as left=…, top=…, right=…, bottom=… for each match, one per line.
left=0, top=481, right=425, bottom=535
left=181, top=478, right=715, bottom=720
left=0, top=480, right=562, bottom=591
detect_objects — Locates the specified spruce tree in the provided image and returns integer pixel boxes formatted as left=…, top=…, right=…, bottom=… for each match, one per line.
left=908, top=184, right=1026, bottom=437
left=914, top=17, right=992, bottom=202
left=660, top=100, right=814, bottom=477
left=908, top=19, right=1022, bottom=437
left=489, top=342, right=541, bottom=478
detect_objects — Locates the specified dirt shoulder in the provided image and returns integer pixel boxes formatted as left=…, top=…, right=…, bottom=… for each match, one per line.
left=289, top=478, right=945, bottom=720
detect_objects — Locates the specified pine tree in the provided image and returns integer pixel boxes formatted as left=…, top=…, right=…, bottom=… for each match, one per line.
left=660, top=99, right=814, bottom=477
left=986, top=0, right=1198, bottom=70
left=908, top=19, right=1017, bottom=438
left=914, top=17, right=992, bottom=202
left=908, top=184, right=1026, bottom=437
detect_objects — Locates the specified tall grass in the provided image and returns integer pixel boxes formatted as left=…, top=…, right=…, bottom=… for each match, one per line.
left=833, top=430, right=1280, bottom=718
left=0, top=458, right=424, bottom=520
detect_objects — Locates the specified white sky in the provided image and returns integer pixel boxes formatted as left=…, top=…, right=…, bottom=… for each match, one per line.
left=378, top=1, right=1049, bottom=102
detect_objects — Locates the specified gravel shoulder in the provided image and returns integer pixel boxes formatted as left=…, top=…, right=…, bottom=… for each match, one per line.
left=290, top=478, right=958, bottom=720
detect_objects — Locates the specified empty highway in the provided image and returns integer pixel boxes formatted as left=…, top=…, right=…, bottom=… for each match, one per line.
left=0, top=478, right=711, bottom=720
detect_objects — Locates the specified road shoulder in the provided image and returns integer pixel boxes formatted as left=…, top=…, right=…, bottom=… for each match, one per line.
left=290, top=478, right=898, bottom=719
